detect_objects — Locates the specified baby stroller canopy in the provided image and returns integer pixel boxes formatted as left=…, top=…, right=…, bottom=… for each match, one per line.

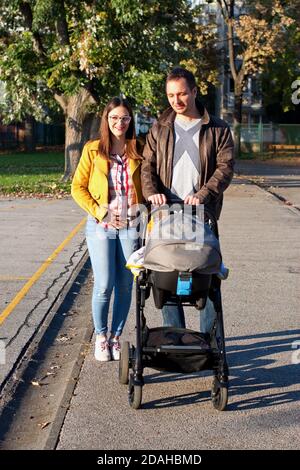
left=143, top=211, right=221, bottom=274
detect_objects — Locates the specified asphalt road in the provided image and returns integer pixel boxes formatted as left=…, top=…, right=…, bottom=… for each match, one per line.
left=235, top=158, right=300, bottom=209
left=0, top=198, right=87, bottom=390
left=56, top=181, right=300, bottom=450
left=0, top=170, right=299, bottom=451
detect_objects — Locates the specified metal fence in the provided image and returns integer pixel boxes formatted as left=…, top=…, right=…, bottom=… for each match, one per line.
left=1, top=119, right=299, bottom=154
left=0, top=121, right=65, bottom=150
left=241, top=124, right=300, bottom=153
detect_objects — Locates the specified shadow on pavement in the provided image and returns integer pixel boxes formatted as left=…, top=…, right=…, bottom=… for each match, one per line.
left=139, top=329, right=300, bottom=411
left=225, top=328, right=300, bottom=410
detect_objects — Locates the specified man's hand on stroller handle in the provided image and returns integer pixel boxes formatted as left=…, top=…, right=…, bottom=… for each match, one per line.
left=184, top=195, right=200, bottom=205
left=147, top=194, right=200, bottom=206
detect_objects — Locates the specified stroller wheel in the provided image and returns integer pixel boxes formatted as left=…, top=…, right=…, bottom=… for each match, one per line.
left=128, top=384, right=143, bottom=410
left=211, top=379, right=228, bottom=411
left=119, top=341, right=130, bottom=385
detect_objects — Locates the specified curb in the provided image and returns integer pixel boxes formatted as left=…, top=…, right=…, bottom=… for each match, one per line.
left=235, top=174, right=300, bottom=216
left=0, top=249, right=94, bottom=449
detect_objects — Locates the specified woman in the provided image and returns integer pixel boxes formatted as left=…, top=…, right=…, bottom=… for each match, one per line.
left=71, top=97, right=143, bottom=361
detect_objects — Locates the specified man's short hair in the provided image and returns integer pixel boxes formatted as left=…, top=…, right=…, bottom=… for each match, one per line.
left=166, top=67, right=197, bottom=91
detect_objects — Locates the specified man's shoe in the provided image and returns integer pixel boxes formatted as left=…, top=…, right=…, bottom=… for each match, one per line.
left=95, top=337, right=111, bottom=362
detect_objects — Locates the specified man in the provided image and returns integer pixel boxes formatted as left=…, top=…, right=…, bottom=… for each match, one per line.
left=141, top=67, right=234, bottom=332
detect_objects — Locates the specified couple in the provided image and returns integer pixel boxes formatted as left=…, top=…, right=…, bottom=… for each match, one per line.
left=71, top=67, right=234, bottom=362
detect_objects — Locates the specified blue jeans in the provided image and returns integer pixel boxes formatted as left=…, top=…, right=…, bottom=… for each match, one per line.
left=85, top=217, right=139, bottom=337
left=162, top=297, right=216, bottom=333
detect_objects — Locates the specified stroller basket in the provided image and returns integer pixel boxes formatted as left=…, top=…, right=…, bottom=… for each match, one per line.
left=142, top=327, right=213, bottom=373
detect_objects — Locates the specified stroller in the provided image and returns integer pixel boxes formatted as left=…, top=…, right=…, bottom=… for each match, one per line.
left=119, top=203, right=229, bottom=410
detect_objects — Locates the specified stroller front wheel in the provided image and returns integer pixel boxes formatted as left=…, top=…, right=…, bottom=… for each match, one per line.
left=211, top=379, right=228, bottom=411
left=119, top=341, right=130, bottom=385
left=129, top=384, right=143, bottom=410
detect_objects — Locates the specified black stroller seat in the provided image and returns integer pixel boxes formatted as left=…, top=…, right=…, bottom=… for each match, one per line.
left=145, top=207, right=220, bottom=311
left=150, top=270, right=211, bottom=310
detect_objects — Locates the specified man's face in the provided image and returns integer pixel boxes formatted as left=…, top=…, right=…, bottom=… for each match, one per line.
left=166, top=78, right=197, bottom=116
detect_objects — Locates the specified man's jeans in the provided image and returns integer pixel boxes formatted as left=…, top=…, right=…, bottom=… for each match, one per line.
left=162, top=297, right=216, bottom=333
left=86, top=217, right=139, bottom=337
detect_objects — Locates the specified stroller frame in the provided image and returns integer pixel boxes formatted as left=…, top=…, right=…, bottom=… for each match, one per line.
left=119, top=204, right=229, bottom=410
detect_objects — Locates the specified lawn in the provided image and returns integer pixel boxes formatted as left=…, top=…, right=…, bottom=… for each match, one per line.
left=0, top=151, right=71, bottom=196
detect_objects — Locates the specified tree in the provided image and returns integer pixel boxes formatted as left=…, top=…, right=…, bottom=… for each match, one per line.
left=261, top=1, right=300, bottom=121
left=0, top=0, right=219, bottom=179
left=215, top=0, right=294, bottom=157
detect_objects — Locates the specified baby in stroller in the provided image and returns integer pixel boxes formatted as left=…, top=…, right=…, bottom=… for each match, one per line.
left=121, top=203, right=229, bottom=410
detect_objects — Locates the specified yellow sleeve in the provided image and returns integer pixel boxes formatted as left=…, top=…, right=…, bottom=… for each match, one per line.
left=71, top=143, right=102, bottom=220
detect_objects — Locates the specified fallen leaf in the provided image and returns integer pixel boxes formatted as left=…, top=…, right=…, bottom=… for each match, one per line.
left=38, top=421, right=51, bottom=429
left=56, top=334, right=70, bottom=342
left=31, top=381, right=41, bottom=387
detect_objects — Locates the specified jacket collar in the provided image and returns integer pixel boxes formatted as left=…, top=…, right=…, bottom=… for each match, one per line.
left=87, top=139, right=101, bottom=151
left=158, top=99, right=210, bottom=127
left=92, top=140, right=141, bottom=175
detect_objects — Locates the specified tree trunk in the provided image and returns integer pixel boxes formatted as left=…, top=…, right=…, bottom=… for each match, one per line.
left=24, top=115, right=36, bottom=152
left=233, top=85, right=243, bottom=159
left=59, top=89, right=97, bottom=181
left=63, top=112, right=85, bottom=181
left=82, top=113, right=100, bottom=143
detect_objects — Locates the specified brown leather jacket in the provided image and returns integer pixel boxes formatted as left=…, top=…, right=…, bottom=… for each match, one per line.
left=141, top=101, right=234, bottom=219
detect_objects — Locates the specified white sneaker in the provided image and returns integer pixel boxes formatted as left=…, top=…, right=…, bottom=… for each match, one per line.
left=110, top=339, right=121, bottom=361
left=95, top=336, right=111, bottom=362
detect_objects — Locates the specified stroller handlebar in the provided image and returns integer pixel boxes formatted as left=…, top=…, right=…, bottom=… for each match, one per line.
left=143, top=201, right=217, bottom=225
left=140, top=201, right=219, bottom=240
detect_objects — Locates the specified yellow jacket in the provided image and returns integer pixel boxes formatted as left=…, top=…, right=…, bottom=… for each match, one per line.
left=71, top=139, right=143, bottom=222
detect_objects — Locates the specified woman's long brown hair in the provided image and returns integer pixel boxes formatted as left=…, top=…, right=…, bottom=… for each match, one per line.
left=98, top=97, right=141, bottom=160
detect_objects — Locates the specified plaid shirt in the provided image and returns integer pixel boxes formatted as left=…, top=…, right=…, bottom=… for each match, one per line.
left=102, top=153, right=137, bottom=228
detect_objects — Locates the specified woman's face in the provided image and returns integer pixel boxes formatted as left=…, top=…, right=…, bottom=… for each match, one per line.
left=107, top=105, right=131, bottom=138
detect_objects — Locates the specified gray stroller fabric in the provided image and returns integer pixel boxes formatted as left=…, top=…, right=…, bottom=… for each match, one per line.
left=144, top=212, right=221, bottom=273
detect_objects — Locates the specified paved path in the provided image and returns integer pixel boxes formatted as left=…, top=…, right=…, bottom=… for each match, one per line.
left=56, top=182, right=300, bottom=450
left=235, top=159, right=300, bottom=209
left=0, top=163, right=299, bottom=450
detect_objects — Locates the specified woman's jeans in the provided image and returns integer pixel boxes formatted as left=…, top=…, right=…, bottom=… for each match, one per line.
left=162, top=297, right=217, bottom=333
left=85, top=217, right=138, bottom=337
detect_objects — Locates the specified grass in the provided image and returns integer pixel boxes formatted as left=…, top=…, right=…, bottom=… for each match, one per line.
left=0, top=151, right=71, bottom=196
left=1, top=148, right=299, bottom=197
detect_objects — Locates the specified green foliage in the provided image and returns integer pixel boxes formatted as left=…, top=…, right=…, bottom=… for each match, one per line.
left=261, top=16, right=300, bottom=113
left=218, top=0, right=300, bottom=110
left=0, top=0, right=219, bottom=121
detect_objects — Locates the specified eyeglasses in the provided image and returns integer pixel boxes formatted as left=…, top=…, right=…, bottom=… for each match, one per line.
left=108, top=115, right=131, bottom=124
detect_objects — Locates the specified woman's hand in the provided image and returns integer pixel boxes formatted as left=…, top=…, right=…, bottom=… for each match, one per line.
left=147, top=194, right=167, bottom=205
left=107, top=214, right=127, bottom=229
